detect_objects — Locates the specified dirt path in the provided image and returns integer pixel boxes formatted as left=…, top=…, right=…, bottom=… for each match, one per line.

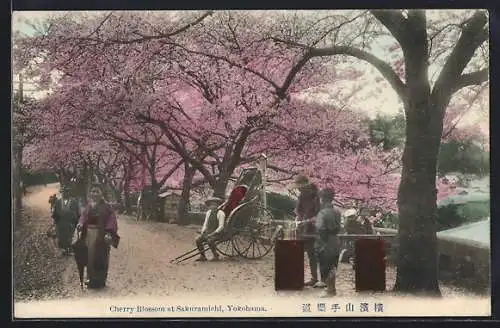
left=15, top=184, right=275, bottom=301
left=14, top=185, right=481, bottom=303
left=14, top=184, right=68, bottom=300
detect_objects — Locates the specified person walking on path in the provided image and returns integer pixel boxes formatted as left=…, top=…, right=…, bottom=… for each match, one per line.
left=289, top=174, right=321, bottom=286
left=52, top=185, right=81, bottom=256
left=76, top=183, right=119, bottom=289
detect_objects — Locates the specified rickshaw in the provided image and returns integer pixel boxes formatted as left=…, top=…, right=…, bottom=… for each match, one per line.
left=172, top=164, right=284, bottom=264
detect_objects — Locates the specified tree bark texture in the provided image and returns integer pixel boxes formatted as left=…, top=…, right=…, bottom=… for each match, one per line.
left=212, top=176, right=230, bottom=199
left=390, top=12, right=441, bottom=295
left=149, top=182, right=164, bottom=221
left=177, top=164, right=195, bottom=225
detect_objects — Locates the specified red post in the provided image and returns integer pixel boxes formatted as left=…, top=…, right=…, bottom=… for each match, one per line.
left=275, top=239, right=304, bottom=290
left=354, top=238, right=386, bottom=292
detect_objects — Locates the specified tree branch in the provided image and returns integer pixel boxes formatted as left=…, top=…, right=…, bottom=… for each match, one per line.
left=73, top=11, right=214, bottom=45
left=226, top=125, right=252, bottom=173
left=432, top=11, right=488, bottom=104
left=267, top=164, right=298, bottom=176
left=277, top=52, right=314, bottom=99
left=369, top=10, right=408, bottom=44
left=452, top=68, right=489, bottom=92
left=135, top=112, right=216, bottom=186
left=309, top=46, right=407, bottom=99
left=158, top=159, right=184, bottom=187
left=275, top=34, right=406, bottom=100
left=171, top=42, right=280, bottom=90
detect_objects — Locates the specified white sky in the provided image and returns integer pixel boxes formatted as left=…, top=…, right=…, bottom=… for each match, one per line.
left=12, top=11, right=489, bottom=134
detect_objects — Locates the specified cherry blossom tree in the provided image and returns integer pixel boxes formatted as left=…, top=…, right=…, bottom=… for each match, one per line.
left=14, top=11, right=489, bottom=294
left=269, top=9, right=488, bottom=294
left=14, top=11, right=360, bottom=217
left=12, top=90, right=42, bottom=219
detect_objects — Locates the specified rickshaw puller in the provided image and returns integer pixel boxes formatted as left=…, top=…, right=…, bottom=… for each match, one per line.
left=195, top=197, right=226, bottom=261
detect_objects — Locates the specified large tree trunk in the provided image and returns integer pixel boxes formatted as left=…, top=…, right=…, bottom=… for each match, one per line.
left=212, top=176, right=230, bottom=199
left=112, top=187, right=123, bottom=213
left=122, top=174, right=133, bottom=214
left=394, top=111, right=443, bottom=295
left=393, top=20, right=444, bottom=295
left=149, top=182, right=164, bottom=222
left=75, top=164, right=91, bottom=201
left=176, top=164, right=195, bottom=226
left=123, top=191, right=132, bottom=214
left=58, top=168, right=70, bottom=189
left=122, top=157, right=134, bottom=214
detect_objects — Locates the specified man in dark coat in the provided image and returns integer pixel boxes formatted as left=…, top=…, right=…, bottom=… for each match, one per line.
left=313, top=188, right=342, bottom=295
left=289, top=174, right=321, bottom=286
left=52, top=185, right=81, bottom=256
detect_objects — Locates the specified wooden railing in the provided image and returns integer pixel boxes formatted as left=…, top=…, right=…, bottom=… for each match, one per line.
left=183, top=213, right=488, bottom=289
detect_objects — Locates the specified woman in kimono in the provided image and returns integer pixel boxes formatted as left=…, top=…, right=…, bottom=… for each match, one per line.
left=76, top=183, right=119, bottom=289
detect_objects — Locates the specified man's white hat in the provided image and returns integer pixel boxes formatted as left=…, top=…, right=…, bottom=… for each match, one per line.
left=205, top=196, right=224, bottom=205
left=343, top=208, right=358, bottom=217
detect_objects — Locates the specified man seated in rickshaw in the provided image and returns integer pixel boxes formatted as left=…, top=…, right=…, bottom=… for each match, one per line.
left=194, top=183, right=250, bottom=261
left=195, top=196, right=225, bottom=261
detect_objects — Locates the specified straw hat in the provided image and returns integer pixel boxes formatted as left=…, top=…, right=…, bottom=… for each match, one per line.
left=287, top=174, right=311, bottom=190
left=343, top=208, right=358, bottom=218
left=205, top=196, right=224, bottom=205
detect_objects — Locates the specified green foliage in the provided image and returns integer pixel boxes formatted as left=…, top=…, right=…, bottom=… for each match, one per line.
left=436, top=200, right=490, bottom=231
left=454, top=200, right=490, bottom=220
left=435, top=205, right=468, bottom=231
left=22, top=170, right=58, bottom=187
left=367, top=114, right=406, bottom=150
left=367, top=114, right=489, bottom=177
left=374, top=199, right=490, bottom=231
left=373, top=212, right=399, bottom=229
left=266, top=191, right=296, bottom=220
left=438, top=139, right=489, bottom=177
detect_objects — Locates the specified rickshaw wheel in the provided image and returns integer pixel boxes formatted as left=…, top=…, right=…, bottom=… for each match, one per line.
left=233, top=226, right=275, bottom=259
left=215, top=238, right=239, bottom=257
left=232, top=207, right=277, bottom=260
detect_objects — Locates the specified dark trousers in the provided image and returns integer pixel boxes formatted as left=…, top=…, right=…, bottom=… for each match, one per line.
left=318, top=252, right=339, bottom=282
left=195, top=234, right=218, bottom=257
left=304, top=239, right=318, bottom=281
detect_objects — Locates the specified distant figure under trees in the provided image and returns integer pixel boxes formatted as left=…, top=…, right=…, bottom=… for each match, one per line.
left=51, top=185, right=81, bottom=256
left=136, top=186, right=158, bottom=221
